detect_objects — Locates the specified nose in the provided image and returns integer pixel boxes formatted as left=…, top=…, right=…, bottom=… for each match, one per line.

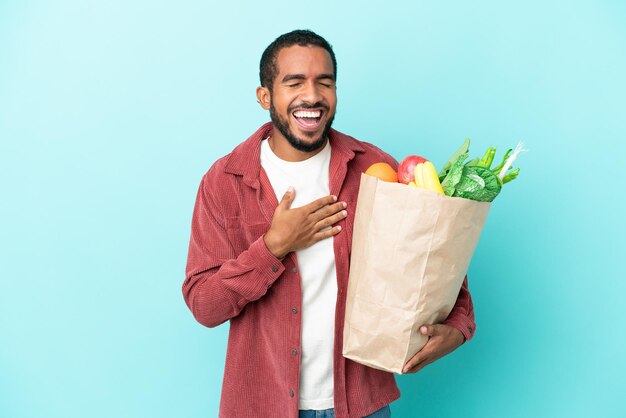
left=300, top=80, right=324, bottom=104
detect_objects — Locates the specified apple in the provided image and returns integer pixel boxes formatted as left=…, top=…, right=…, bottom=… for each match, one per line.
left=397, top=155, right=428, bottom=184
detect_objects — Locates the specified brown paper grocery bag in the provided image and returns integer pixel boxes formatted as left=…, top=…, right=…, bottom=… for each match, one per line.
left=342, top=173, right=490, bottom=374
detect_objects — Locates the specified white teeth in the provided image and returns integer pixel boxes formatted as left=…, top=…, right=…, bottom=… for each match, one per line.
left=293, top=110, right=321, bottom=118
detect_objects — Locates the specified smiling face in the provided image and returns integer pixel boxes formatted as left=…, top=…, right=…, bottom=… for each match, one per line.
left=257, top=45, right=337, bottom=161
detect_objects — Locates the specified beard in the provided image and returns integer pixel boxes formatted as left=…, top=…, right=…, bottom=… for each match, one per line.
left=269, top=101, right=335, bottom=153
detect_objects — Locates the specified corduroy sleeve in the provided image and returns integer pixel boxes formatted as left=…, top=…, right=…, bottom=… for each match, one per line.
left=442, top=275, right=477, bottom=342
left=182, top=173, right=284, bottom=328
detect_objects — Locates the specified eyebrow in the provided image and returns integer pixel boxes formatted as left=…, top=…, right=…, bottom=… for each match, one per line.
left=281, top=73, right=336, bottom=83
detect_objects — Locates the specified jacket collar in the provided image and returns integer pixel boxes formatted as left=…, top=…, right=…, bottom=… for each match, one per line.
left=223, top=122, right=365, bottom=185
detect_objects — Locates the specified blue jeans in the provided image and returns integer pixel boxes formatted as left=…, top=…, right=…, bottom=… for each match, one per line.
left=298, top=405, right=390, bottom=418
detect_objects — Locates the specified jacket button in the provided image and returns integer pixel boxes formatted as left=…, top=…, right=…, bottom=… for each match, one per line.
left=291, top=307, right=298, bottom=314
left=291, top=266, right=297, bottom=273
left=468, top=326, right=474, bottom=334
left=291, top=348, right=298, bottom=356
left=272, top=265, right=279, bottom=273
left=289, top=389, right=295, bottom=398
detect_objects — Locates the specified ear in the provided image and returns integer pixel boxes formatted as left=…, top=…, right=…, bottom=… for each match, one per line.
left=256, top=86, right=271, bottom=110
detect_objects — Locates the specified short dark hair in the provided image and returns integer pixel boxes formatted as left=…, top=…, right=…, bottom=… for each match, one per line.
left=259, top=29, right=337, bottom=91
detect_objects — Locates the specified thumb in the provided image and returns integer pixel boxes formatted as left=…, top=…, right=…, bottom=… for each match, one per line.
left=280, top=186, right=295, bottom=209
left=419, top=324, right=439, bottom=337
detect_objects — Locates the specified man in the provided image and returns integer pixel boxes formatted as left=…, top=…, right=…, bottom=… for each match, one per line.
left=183, top=29, right=475, bottom=418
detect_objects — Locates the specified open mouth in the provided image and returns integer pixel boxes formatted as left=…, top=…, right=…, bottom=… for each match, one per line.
left=292, top=108, right=324, bottom=131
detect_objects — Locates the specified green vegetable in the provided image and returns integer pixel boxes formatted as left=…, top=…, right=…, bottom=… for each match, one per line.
left=439, top=140, right=524, bottom=202
left=452, top=166, right=501, bottom=202
left=496, top=143, right=524, bottom=182
left=464, top=157, right=480, bottom=167
left=438, top=138, right=470, bottom=179
left=491, top=148, right=512, bottom=176
left=502, top=167, right=520, bottom=184
left=477, top=147, right=496, bottom=168
left=440, top=152, right=468, bottom=196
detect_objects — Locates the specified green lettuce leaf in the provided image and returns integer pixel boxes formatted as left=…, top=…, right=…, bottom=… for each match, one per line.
left=452, top=166, right=502, bottom=202
left=441, top=152, right=468, bottom=196
left=439, top=138, right=470, bottom=179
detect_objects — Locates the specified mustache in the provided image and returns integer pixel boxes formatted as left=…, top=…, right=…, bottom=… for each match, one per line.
left=289, top=101, right=328, bottom=111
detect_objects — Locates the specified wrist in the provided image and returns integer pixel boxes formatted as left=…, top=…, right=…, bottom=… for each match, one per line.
left=449, top=326, right=466, bottom=346
left=263, top=232, right=288, bottom=260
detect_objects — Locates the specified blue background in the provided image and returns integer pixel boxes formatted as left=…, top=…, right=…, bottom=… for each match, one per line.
left=1, top=1, right=625, bottom=417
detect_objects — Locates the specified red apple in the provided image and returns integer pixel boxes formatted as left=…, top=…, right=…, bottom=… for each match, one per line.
left=397, top=155, right=428, bottom=184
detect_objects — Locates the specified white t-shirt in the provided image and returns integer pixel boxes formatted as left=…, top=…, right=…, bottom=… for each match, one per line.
left=260, top=138, right=337, bottom=410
